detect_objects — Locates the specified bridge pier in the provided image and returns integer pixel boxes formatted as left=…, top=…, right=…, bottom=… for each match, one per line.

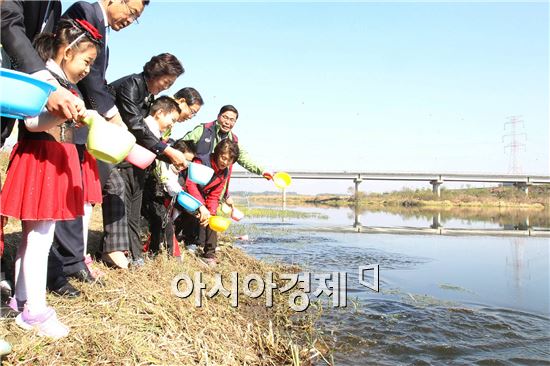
left=353, top=177, right=363, bottom=231
left=513, top=182, right=531, bottom=197
left=430, top=212, right=442, bottom=229
left=430, top=179, right=444, bottom=198
left=515, top=216, right=530, bottom=230
left=354, top=177, right=363, bottom=203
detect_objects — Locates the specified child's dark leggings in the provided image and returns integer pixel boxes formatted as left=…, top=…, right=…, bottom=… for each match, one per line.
left=174, top=212, right=217, bottom=258
left=143, top=197, right=175, bottom=255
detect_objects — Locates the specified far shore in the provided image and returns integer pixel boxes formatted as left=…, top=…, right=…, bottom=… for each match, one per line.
left=233, top=185, right=550, bottom=210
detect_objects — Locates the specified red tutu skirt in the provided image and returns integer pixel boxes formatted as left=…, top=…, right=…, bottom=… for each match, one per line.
left=81, top=150, right=102, bottom=204
left=0, top=176, right=3, bottom=257
left=1, top=140, right=84, bottom=220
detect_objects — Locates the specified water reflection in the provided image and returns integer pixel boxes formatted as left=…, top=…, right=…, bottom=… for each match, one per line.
left=343, top=205, right=550, bottom=231
left=243, top=200, right=549, bottom=232
left=508, top=238, right=528, bottom=303
left=352, top=201, right=361, bottom=229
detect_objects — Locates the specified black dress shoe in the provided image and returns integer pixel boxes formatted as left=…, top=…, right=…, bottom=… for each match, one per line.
left=67, top=269, right=104, bottom=286
left=50, top=282, right=81, bottom=298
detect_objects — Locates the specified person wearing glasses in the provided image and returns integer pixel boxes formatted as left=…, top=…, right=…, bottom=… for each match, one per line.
left=182, top=105, right=274, bottom=212
left=138, top=87, right=204, bottom=258
left=173, top=87, right=204, bottom=124
left=43, top=0, right=150, bottom=294
left=64, top=0, right=149, bottom=127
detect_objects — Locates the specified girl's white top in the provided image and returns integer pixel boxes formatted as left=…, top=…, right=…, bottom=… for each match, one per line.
left=24, top=59, right=70, bottom=132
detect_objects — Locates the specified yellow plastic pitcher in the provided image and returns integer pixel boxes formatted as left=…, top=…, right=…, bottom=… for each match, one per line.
left=83, top=114, right=136, bottom=164
left=273, top=172, right=292, bottom=189
left=209, top=216, right=231, bottom=232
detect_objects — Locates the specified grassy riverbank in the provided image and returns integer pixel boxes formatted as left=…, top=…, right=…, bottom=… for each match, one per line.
left=235, top=185, right=550, bottom=210
left=0, top=206, right=329, bottom=365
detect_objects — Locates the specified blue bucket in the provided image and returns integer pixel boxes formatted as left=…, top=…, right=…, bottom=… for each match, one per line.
left=177, top=191, right=202, bottom=212
left=0, top=68, right=57, bottom=119
left=187, top=162, right=214, bottom=185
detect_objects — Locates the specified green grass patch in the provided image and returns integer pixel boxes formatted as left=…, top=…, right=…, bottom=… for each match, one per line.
left=239, top=207, right=329, bottom=220
left=439, top=284, right=469, bottom=292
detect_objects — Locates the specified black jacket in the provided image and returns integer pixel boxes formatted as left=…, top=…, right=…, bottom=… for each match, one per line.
left=1, top=0, right=61, bottom=147
left=109, top=73, right=168, bottom=156
left=63, top=1, right=115, bottom=115
left=0, top=0, right=61, bottom=73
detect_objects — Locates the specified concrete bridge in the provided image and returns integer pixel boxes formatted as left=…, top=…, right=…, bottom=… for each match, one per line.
left=230, top=171, right=550, bottom=197
left=231, top=171, right=550, bottom=236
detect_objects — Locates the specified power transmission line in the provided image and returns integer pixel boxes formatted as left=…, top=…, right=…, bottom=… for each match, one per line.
left=503, top=116, right=526, bottom=174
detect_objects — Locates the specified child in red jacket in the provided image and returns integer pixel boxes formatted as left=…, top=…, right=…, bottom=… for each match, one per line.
left=174, top=139, right=239, bottom=266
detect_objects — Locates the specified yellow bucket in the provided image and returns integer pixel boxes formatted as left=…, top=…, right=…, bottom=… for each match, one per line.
left=273, top=172, right=292, bottom=189
left=208, top=216, right=231, bottom=232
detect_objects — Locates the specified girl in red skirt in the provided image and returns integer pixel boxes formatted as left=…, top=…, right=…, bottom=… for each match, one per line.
left=0, top=19, right=102, bottom=338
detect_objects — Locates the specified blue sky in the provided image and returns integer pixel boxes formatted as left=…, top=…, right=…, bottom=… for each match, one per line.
left=61, top=1, right=549, bottom=193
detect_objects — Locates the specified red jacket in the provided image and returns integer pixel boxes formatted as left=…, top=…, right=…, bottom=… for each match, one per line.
left=186, top=156, right=230, bottom=215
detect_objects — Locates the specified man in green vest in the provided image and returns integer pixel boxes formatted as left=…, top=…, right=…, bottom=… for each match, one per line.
left=183, top=105, right=272, bottom=207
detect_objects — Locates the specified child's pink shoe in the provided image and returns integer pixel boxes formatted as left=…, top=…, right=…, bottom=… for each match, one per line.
left=198, top=257, right=218, bottom=268
left=15, top=307, right=69, bottom=339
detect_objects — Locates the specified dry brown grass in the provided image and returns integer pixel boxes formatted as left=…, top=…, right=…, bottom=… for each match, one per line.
left=0, top=161, right=329, bottom=366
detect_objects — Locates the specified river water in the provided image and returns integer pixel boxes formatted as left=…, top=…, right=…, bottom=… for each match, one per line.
left=230, top=205, right=550, bottom=365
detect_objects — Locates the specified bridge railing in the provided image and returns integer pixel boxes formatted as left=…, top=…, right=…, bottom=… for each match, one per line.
left=230, top=170, right=550, bottom=197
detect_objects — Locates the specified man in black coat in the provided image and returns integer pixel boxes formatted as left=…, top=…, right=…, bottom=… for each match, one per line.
left=46, top=0, right=150, bottom=288
left=64, top=0, right=150, bottom=126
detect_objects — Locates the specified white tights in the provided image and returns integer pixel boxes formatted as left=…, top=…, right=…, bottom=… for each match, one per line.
left=14, top=220, right=55, bottom=315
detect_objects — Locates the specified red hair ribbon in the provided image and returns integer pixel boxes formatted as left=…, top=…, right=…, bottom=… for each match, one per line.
left=75, top=19, right=103, bottom=41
